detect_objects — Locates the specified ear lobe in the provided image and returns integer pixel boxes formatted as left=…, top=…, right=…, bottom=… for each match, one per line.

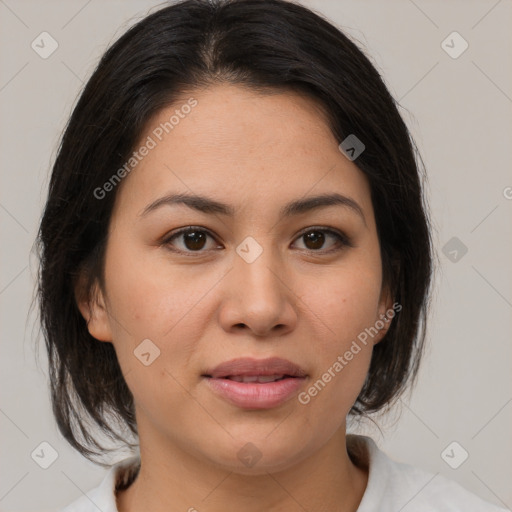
left=373, top=286, right=395, bottom=346
left=74, top=273, right=113, bottom=342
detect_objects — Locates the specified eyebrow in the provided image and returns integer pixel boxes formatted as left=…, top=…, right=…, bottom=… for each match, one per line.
left=139, top=191, right=366, bottom=225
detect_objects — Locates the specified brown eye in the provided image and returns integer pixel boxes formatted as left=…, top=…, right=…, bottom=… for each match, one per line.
left=303, top=230, right=325, bottom=250
left=293, top=228, right=351, bottom=253
left=182, top=230, right=207, bottom=250
left=163, top=227, right=219, bottom=253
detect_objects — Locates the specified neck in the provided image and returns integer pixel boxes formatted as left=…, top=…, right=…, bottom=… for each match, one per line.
left=116, top=428, right=369, bottom=512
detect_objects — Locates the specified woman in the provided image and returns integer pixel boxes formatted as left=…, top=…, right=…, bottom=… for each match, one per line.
left=36, top=0, right=506, bottom=510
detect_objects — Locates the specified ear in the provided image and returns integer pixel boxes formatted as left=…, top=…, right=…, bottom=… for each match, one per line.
left=373, top=283, right=395, bottom=346
left=74, top=271, right=113, bottom=342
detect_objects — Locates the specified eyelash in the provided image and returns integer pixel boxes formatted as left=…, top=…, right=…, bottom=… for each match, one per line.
left=161, top=226, right=353, bottom=256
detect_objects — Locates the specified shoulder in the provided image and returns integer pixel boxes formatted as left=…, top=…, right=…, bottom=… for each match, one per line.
left=348, top=434, right=508, bottom=512
left=58, top=456, right=140, bottom=512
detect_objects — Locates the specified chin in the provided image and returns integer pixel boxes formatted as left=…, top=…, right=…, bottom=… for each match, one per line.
left=201, top=430, right=313, bottom=475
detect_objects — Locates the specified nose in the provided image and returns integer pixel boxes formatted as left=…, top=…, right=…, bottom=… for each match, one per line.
left=217, top=244, right=298, bottom=338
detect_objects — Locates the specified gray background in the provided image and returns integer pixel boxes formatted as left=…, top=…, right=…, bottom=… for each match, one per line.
left=1, top=0, right=511, bottom=510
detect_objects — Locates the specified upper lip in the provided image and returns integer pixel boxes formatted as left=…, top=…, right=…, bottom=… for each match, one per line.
left=204, top=357, right=307, bottom=379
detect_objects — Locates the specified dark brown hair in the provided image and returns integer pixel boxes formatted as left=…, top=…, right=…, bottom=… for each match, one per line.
left=35, top=0, right=435, bottom=465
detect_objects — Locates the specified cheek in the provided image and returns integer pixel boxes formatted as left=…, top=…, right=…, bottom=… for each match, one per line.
left=102, top=235, right=221, bottom=400
left=296, top=266, right=378, bottom=424
left=304, top=261, right=383, bottom=347
left=103, top=233, right=207, bottom=337
left=294, top=254, right=382, bottom=406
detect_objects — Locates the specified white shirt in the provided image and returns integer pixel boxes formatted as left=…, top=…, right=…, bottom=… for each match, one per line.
left=59, top=434, right=508, bottom=512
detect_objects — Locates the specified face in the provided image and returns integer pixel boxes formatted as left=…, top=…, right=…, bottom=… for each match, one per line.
left=78, top=83, right=393, bottom=474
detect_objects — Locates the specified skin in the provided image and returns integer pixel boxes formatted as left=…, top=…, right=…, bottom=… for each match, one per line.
left=77, top=82, right=394, bottom=512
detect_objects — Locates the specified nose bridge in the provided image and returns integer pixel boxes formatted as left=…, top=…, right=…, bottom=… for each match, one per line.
left=235, top=234, right=286, bottom=304
left=219, top=233, right=297, bottom=336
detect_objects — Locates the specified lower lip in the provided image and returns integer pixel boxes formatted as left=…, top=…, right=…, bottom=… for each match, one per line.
left=205, top=376, right=306, bottom=409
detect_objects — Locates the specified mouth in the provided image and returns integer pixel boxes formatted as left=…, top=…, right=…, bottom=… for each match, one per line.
left=219, top=374, right=293, bottom=383
left=202, top=357, right=307, bottom=409
left=203, top=356, right=307, bottom=379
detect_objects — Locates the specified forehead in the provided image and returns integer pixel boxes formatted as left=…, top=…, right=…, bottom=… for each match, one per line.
left=151, top=83, right=334, bottom=152
left=112, top=83, right=373, bottom=222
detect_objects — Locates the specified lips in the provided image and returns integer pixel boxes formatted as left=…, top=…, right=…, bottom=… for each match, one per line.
left=203, top=357, right=307, bottom=409
left=204, top=357, right=307, bottom=379
left=227, top=375, right=287, bottom=383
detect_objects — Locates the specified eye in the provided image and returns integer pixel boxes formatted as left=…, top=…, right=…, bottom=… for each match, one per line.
left=162, top=227, right=220, bottom=254
left=292, top=227, right=351, bottom=253
left=162, top=226, right=352, bottom=256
